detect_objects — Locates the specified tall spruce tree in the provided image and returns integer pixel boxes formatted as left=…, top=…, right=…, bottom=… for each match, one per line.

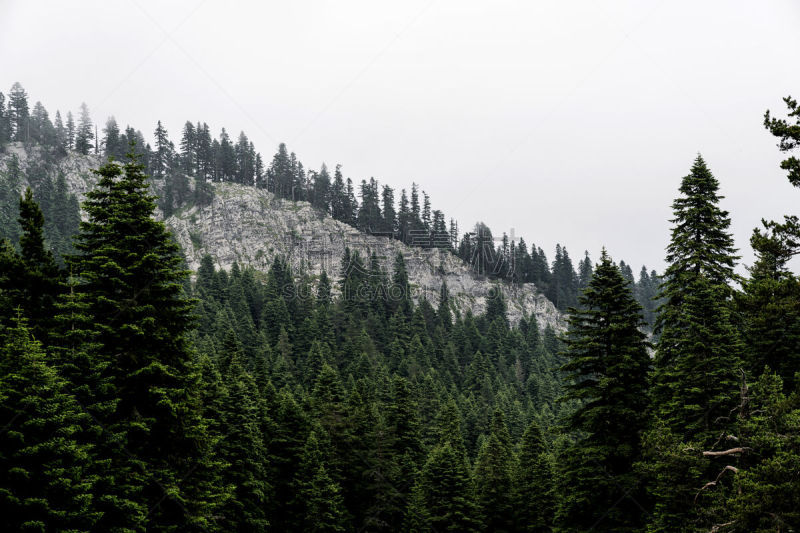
left=411, top=441, right=480, bottom=533
left=74, top=102, right=93, bottom=155
left=474, top=410, right=514, bottom=532
left=218, top=353, right=271, bottom=531
left=645, top=156, right=744, bottom=532
left=17, top=188, right=61, bottom=336
left=514, top=420, right=555, bottom=532
left=0, top=317, right=98, bottom=531
left=555, top=249, right=651, bottom=532
left=8, top=82, right=29, bottom=142
left=69, top=149, right=223, bottom=530
left=651, top=155, right=742, bottom=439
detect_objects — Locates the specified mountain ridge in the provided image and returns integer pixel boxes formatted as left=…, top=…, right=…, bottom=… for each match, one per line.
left=0, top=141, right=564, bottom=330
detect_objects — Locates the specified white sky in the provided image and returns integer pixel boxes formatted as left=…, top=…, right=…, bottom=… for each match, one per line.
left=2, top=0, right=799, bottom=273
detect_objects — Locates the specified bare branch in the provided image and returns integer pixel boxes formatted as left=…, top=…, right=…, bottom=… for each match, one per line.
left=695, top=465, right=739, bottom=503
left=702, top=448, right=750, bottom=457
left=710, top=520, right=736, bottom=533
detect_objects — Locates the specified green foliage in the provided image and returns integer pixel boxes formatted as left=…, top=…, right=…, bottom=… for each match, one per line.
left=69, top=150, right=225, bottom=530
left=651, top=156, right=742, bottom=443
left=218, top=354, right=271, bottom=531
left=556, top=250, right=651, bottom=532
left=412, top=442, right=480, bottom=532
left=725, top=371, right=800, bottom=531
left=736, top=216, right=800, bottom=388
left=764, top=95, right=800, bottom=187
left=0, top=317, right=98, bottom=531
left=514, top=420, right=555, bottom=532
left=1, top=88, right=798, bottom=533
left=474, top=411, right=514, bottom=532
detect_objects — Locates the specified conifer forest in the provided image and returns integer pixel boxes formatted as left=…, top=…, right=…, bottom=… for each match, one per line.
left=1, top=3, right=800, bottom=532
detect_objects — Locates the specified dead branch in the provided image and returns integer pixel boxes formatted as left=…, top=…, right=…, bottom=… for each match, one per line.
left=711, top=430, right=728, bottom=450
left=694, top=465, right=739, bottom=503
left=716, top=369, right=751, bottom=425
left=710, top=520, right=736, bottom=533
left=702, top=447, right=750, bottom=457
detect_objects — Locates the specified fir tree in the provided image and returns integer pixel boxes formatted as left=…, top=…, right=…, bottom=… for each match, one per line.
left=555, top=249, right=650, bottom=532
left=219, top=354, right=271, bottom=531
left=645, top=156, right=744, bottom=532
left=514, top=420, right=555, bottom=532
left=102, top=116, right=122, bottom=160
left=0, top=91, right=9, bottom=144
left=0, top=189, right=62, bottom=342
left=0, top=317, right=98, bottom=531
left=474, top=410, right=514, bottom=532
left=53, top=110, right=66, bottom=151
left=8, top=82, right=29, bottom=142
left=412, top=442, right=479, bottom=532
left=736, top=216, right=800, bottom=387
left=74, top=102, right=93, bottom=155
left=65, top=111, right=75, bottom=150
left=764, top=95, right=800, bottom=187
left=305, top=465, right=348, bottom=532
left=651, top=155, right=742, bottom=440
left=724, top=370, right=800, bottom=531
left=69, top=149, right=223, bottom=530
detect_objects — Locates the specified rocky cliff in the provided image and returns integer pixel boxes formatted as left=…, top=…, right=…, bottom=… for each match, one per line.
left=1, top=143, right=564, bottom=330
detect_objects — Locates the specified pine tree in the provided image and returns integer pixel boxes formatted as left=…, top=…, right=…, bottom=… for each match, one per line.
left=327, top=164, right=345, bottom=221
left=645, top=156, right=744, bottom=532
left=102, top=116, right=121, bottom=159
left=312, top=164, right=331, bottom=212
left=651, top=155, right=742, bottom=440
left=381, top=184, right=397, bottom=236
left=268, top=389, right=310, bottom=529
left=53, top=110, right=66, bottom=151
left=438, top=280, right=453, bottom=329
left=577, top=250, right=593, bottom=289
left=412, top=442, right=479, bottom=532
left=65, top=111, right=75, bottom=150
left=390, top=251, right=412, bottom=316
left=74, top=102, right=93, bottom=155
left=0, top=188, right=62, bottom=341
left=305, top=466, right=348, bottom=532
left=485, top=285, right=508, bottom=327
left=311, top=364, right=352, bottom=492
left=514, top=420, right=555, bottom=532
left=69, top=150, right=223, bottom=530
left=218, top=353, right=271, bottom=531
left=474, top=410, right=514, bottom=532
left=555, top=249, right=650, bottom=532
left=764, top=95, right=800, bottom=187
left=736, top=216, right=800, bottom=387
left=152, top=120, right=172, bottom=178
left=0, top=91, right=9, bottom=144
left=0, top=317, right=98, bottom=531
left=29, top=101, right=55, bottom=146
left=724, top=371, right=800, bottom=531
left=8, top=82, right=29, bottom=142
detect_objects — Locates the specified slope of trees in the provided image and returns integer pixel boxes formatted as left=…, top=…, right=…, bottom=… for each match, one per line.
left=0, top=88, right=798, bottom=532
left=0, top=82, right=661, bottom=320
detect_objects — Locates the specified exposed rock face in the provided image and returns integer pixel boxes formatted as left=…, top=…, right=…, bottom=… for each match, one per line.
left=167, top=183, right=564, bottom=330
left=1, top=145, right=564, bottom=330
left=1, top=143, right=101, bottom=201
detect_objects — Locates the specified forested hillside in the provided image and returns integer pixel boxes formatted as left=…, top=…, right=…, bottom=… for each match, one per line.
left=0, top=83, right=662, bottom=323
left=0, top=81, right=799, bottom=532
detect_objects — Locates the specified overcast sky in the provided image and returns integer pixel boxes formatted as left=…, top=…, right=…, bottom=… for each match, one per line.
left=2, top=0, right=799, bottom=273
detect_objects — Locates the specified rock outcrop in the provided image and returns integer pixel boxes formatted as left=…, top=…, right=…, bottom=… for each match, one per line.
left=1, top=144, right=564, bottom=330
left=167, top=183, right=564, bottom=330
